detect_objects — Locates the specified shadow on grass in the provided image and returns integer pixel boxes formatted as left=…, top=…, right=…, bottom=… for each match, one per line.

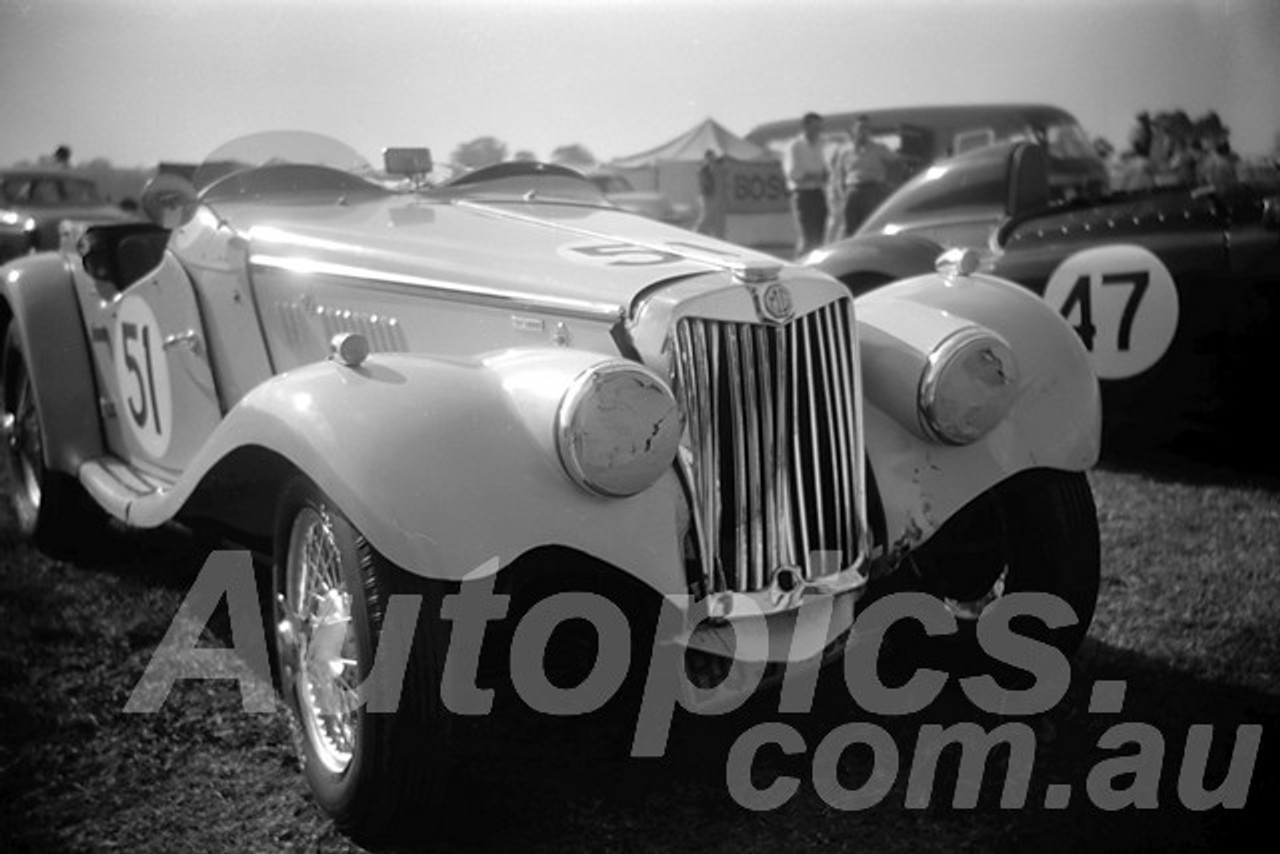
left=2, top=444, right=1275, bottom=853
left=6, top=514, right=1274, bottom=854
left=415, top=635, right=1277, bottom=854
left=1100, top=426, right=1280, bottom=493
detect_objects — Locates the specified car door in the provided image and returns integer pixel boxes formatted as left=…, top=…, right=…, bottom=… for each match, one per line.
left=100, top=248, right=223, bottom=478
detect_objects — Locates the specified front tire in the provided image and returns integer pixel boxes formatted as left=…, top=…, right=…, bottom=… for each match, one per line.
left=907, top=469, right=1101, bottom=668
left=2, top=324, right=106, bottom=557
left=273, top=478, right=451, bottom=849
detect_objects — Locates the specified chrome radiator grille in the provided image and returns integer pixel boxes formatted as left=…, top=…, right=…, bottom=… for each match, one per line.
left=673, top=299, right=863, bottom=594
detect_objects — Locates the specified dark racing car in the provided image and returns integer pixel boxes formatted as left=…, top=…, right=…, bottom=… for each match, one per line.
left=807, top=140, right=1280, bottom=467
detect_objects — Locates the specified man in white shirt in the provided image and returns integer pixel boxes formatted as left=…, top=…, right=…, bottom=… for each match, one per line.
left=834, top=116, right=896, bottom=236
left=785, top=112, right=829, bottom=256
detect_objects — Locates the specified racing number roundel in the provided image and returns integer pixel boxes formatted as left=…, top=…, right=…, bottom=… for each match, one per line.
left=1042, top=245, right=1179, bottom=379
left=113, top=296, right=173, bottom=458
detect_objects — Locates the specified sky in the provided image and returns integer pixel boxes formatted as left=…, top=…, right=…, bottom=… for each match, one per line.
left=2, top=0, right=1278, bottom=169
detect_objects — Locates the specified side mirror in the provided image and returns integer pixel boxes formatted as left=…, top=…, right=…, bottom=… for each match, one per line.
left=141, top=173, right=198, bottom=228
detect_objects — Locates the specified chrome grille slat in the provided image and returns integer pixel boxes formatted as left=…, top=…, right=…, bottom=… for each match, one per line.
left=674, top=299, right=861, bottom=594
left=741, top=329, right=764, bottom=592
left=830, top=303, right=858, bottom=556
left=709, top=323, right=723, bottom=588
left=819, top=307, right=849, bottom=560
left=801, top=314, right=827, bottom=574
left=773, top=326, right=795, bottom=570
left=674, top=323, right=707, bottom=578
left=788, top=322, right=813, bottom=577
left=724, top=326, right=749, bottom=591
left=754, top=326, right=778, bottom=583
left=692, top=321, right=725, bottom=591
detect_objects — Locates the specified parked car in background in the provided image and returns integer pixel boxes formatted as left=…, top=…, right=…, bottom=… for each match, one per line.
left=1, top=168, right=133, bottom=263
left=585, top=170, right=693, bottom=226
left=748, top=103, right=1109, bottom=202
left=809, top=139, right=1280, bottom=465
left=2, top=131, right=1102, bottom=848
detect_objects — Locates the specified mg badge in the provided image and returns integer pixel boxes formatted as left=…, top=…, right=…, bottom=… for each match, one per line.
left=758, top=282, right=795, bottom=324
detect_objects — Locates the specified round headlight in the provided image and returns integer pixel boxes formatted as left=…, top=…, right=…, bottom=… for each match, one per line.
left=918, top=328, right=1020, bottom=445
left=556, top=362, right=683, bottom=497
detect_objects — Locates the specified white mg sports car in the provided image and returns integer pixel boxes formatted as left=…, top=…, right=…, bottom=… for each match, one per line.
left=1, top=132, right=1100, bottom=847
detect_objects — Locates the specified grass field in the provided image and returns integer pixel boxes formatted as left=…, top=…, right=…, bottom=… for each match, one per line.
left=2, top=454, right=1277, bottom=853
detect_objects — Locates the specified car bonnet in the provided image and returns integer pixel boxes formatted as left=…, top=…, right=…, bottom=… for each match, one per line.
left=214, top=193, right=775, bottom=318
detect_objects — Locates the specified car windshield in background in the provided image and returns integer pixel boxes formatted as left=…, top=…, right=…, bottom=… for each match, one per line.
left=1008, top=117, right=1096, bottom=162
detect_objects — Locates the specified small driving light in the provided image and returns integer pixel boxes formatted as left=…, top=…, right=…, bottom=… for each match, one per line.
left=934, top=247, right=981, bottom=279
left=556, top=362, right=682, bottom=497
left=329, top=332, right=369, bottom=368
left=919, top=328, right=1019, bottom=445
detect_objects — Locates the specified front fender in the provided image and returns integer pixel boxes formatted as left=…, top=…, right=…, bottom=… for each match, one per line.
left=855, top=270, right=1100, bottom=556
left=805, top=232, right=944, bottom=288
left=126, top=348, right=689, bottom=595
left=0, top=252, right=104, bottom=473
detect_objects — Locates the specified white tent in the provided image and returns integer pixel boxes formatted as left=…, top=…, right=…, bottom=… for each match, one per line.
left=609, top=118, right=794, bottom=254
left=612, top=117, right=773, bottom=166
left=608, top=118, right=773, bottom=208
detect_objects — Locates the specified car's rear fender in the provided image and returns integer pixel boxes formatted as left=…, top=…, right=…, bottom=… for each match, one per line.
left=120, top=348, right=690, bottom=595
left=855, top=270, right=1100, bottom=558
left=0, top=252, right=105, bottom=473
left=806, top=232, right=944, bottom=290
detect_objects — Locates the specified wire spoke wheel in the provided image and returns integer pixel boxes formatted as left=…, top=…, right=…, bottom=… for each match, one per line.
left=284, top=506, right=360, bottom=774
left=4, top=357, right=44, bottom=519
left=272, top=478, right=451, bottom=848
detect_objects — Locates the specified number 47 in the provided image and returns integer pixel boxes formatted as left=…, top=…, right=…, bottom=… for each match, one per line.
left=1058, top=271, right=1149, bottom=352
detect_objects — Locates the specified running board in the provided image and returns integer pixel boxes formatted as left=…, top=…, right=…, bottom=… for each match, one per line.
left=79, top=457, right=176, bottom=526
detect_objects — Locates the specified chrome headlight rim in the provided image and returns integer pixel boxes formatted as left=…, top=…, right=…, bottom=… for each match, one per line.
left=556, top=360, right=683, bottom=498
left=918, top=327, right=1020, bottom=446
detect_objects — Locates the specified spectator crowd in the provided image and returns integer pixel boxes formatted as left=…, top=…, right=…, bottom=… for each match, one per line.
left=1108, top=109, right=1255, bottom=193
